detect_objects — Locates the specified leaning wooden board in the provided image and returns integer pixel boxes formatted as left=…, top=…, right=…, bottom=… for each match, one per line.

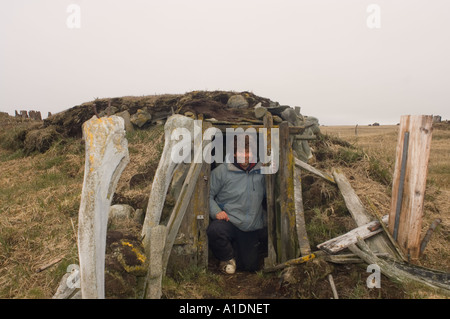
left=317, top=215, right=389, bottom=254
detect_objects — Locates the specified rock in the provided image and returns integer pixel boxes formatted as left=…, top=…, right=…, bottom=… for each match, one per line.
left=105, top=231, right=148, bottom=298
left=99, top=106, right=118, bottom=117
left=304, top=116, right=320, bottom=134
left=130, top=108, right=152, bottom=128
left=109, top=204, right=135, bottom=221
left=227, top=95, right=249, bottom=109
left=281, top=107, right=298, bottom=125
left=134, top=209, right=144, bottom=224
left=254, top=103, right=268, bottom=119
left=269, top=101, right=280, bottom=108
left=116, top=110, right=134, bottom=132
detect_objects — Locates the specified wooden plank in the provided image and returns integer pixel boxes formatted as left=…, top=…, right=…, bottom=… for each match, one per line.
left=333, top=169, right=371, bottom=226
left=317, top=215, right=388, bottom=254
left=193, top=122, right=211, bottom=269
left=366, top=196, right=408, bottom=262
left=263, top=253, right=316, bottom=273
left=162, top=134, right=204, bottom=275
left=349, top=238, right=450, bottom=292
left=166, top=124, right=212, bottom=274
left=278, top=121, right=298, bottom=262
left=294, top=158, right=335, bottom=184
left=294, top=166, right=311, bottom=256
left=389, top=115, right=433, bottom=261
left=263, top=113, right=277, bottom=268
left=332, top=169, right=397, bottom=257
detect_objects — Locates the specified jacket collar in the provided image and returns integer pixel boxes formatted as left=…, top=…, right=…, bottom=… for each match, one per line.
left=227, top=161, right=262, bottom=173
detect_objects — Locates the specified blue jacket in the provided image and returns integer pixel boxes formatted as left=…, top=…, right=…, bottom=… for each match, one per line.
left=209, top=162, right=266, bottom=231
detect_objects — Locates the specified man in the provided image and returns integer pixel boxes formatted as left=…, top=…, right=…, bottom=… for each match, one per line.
left=207, top=137, right=267, bottom=274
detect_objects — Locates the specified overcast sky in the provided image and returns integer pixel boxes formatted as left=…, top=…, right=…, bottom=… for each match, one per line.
left=1, top=0, right=449, bottom=125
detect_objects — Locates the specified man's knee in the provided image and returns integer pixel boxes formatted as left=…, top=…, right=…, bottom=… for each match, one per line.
left=207, top=219, right=233, bottom=240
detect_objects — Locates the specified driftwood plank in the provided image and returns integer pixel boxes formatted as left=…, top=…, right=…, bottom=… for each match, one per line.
left=389, top=115, right=433, bottom=261
left=332, top=169, right=397, bottom=257
left=349, top=238, right=450, bottom=293
left=294, top=158, right=335, bottom=184
left=317, top=215, right=388, bottom=254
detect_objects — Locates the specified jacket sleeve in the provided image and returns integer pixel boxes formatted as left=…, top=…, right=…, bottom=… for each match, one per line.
left=209, top=166, right=224, bottom=219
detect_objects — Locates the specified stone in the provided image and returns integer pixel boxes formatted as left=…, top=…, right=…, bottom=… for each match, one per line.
left=77, top=115, right=130, bottom=299
left=281, top=107, right=298, bottom=125
left=109, top=204, right=135, bottom=221
left=254, top=103, right=268, bottom=119
left=226, top=95, right=249, bottom=109
left=134, top=208, right=144, bottom=224
left=130, top=108, right=152, bottom=128
left=116, top=110, right=134, bottom=132
left=304, top=116, right=320, bottom=134
left=99, top=106, right=118, bottom=117
left=433, top=115, right=442, bottom=123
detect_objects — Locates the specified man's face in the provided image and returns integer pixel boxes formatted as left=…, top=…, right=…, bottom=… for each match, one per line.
left=235, top=147, right=254, bottom=169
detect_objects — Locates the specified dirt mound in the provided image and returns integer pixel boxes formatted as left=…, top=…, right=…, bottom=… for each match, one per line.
left=43, top=90, right=276, bottom=140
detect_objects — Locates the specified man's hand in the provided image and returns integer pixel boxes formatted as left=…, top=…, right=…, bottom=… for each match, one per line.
left=216, top=211, right=230, bottom=221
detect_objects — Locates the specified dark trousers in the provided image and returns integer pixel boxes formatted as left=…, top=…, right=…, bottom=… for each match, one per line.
left=207, top=220, right=267, bottom=272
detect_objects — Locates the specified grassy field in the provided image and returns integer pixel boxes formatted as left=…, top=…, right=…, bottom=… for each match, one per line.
left=321, top=123, right=450, bottom=273
left=321, top=124, right=450, bottom=189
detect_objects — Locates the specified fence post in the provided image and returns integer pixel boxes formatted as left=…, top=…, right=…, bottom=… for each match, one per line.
left=389, top=115, right=433, bottom=261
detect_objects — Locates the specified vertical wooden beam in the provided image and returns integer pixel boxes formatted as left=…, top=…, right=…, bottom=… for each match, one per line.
left=165, top=122, right=211, bottom=275
left=193, top=121, right=211, bottom=269
left=278, top=121, right=298, bottom=262
left=263, top=113, right=277, bottom=267
left=389, top=115, right=433, bottom=261
left=294, top=166, right=311, bottom=256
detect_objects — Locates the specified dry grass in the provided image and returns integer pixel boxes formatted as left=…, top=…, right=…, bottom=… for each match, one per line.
left=321, top=124, right=450, bottom=273
left=0, top=139, right=84, bottom=298
left=0, top=122, right=165, bottom=298
left=0, top=114, right=448, bottom=299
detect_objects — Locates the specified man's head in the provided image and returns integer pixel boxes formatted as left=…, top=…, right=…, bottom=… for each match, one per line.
left=233, top=134, right=257, bottom=170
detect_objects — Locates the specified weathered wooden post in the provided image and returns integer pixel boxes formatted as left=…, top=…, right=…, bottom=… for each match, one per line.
left=389, top=115, right=433, bottom=261
left=78, top=115, right=129, bottom=299
left=277, top=121, right=298, bottom=262
left=263, top=113, right=277, bottom=267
